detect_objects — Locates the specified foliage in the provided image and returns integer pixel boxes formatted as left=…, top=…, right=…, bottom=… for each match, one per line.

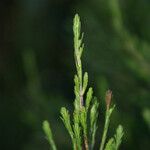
left=43, top=14, right=124, bottom=150
left=43, top=121, right=57, bottom=150
left=1, top=0, right=149, bottom=150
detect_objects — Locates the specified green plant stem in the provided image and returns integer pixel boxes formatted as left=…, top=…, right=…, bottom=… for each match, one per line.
left=99, top=111, right=110, bottom=150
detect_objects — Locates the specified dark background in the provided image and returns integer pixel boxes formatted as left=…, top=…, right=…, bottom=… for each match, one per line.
left=0, top=0, right=150, bottom=149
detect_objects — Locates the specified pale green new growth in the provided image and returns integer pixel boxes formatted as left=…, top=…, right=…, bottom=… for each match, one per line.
left=105, top=125, right=124, bottom=150
left=90, top=98, right=99, bottom=149
left=86, top=87, right=93, bottom=110
left=115, top=125, right=124, bottom=149
left=42, top=120, right=57, bottom=150
left=43, top=14, right=124, bottom=150
left=60, top=108, right=74, bottom=140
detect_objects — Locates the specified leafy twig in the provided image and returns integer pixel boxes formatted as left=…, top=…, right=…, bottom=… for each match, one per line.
left=42, top=120, right=57, bottom=150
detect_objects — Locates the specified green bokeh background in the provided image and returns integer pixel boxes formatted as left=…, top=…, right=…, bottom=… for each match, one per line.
left=0, top=0, right=150, bottom=149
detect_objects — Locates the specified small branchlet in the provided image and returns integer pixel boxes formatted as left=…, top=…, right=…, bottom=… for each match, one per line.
left=86, top=87, right=93, bottom=111
left=90, top=98, right=99, bottom=149
left=82, top=72, right=88, bottom=95
left=73, top=110, right=82, bottom=150
left=42, top=120, right=57, bottom=150
left=99, top=90, right=115, bottom=150
left=43, top=14, right=124, bottom=150
left=80, top=107, right=88, bottom=150
left=73, top=14, right=84, bottom=108
left=105, top=125, right=124, bottom=150
left=115, top=125, right=124, bottom=149
left=60, top=107, right=74, bottom=139
left=60, top=107, right=76, bottom=148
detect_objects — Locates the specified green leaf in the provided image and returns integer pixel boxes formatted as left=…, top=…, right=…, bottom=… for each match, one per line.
left=60, top=107, right=74, bottom=140
left=73, top=110, right=82, bottom=150
left=82, top=72, right=88, bottom=95
left=105, top=125, right=124, bottom=150
left=80, top=107, right=87, bottom=136
left=114, top=125, right=124, bottom=150
left=90, top=98, right=99, bottom=149
left=74, top=74, right=80, bottom=94
left=74, top=74, right=80, bottom=111
left=86, top=87, right=93, bottom=111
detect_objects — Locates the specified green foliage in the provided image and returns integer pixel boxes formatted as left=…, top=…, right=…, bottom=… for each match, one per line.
left=42, top=121, right=57, bottom=150
left=43, top=14, right=124, bottom=150
left=60, top=107, right=74, bottom=141
left=90, top=98, right=99, bottom=149
left=86, top=87, right=93, bottom=111
left=105, top=125, right=124, bottom=150
left=1, top=0, right=149, bottom=150
left=115, top=125, right=124, bottom=149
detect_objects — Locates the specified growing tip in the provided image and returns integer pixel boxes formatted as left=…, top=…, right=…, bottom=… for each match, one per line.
left=75, top=13, right=79, bottom=18
left=105, top=90, right=112, bottom=110
left=74, top=13, right=80, bottom=24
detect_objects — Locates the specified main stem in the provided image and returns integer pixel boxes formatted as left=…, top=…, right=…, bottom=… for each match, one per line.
left=73, top=14, right=88, bottom=150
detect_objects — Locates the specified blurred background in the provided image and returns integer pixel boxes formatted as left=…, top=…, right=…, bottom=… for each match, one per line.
left=0, top=0, right=150, bottom=149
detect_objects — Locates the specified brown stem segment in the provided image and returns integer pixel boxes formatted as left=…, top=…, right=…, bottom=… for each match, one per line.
left=84, top=136, right=89, bottom=150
